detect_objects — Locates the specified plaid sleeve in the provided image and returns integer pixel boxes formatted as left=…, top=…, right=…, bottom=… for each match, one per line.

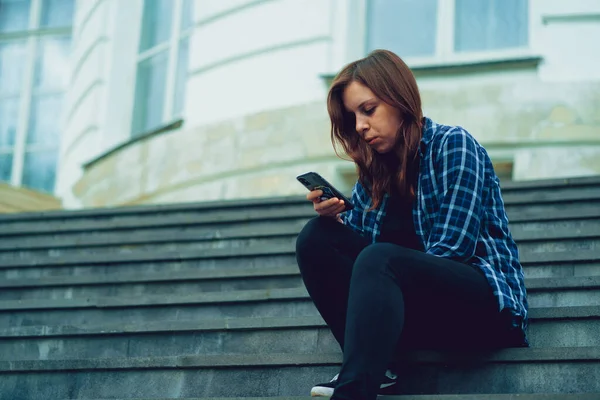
left=341, top=182, right=364, bottom=234
left=425, top=128, right=485, bottom=261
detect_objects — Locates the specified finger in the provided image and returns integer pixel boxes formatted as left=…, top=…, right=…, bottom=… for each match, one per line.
left=330, top=202, right=346, bottom=216
left=320, top=203, right=346, bottom=217
left=307, top=190, right=323, bottom=201
left=314, top=197, right=339, bottom=211
left=316, top=198, right=342, bottom=214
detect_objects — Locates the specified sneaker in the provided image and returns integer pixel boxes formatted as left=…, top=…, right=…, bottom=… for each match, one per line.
left=310, top=369, right=398, bottom=397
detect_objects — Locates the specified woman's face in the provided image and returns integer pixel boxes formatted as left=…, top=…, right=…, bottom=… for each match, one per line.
left=342, top=80, right=402, bottom=154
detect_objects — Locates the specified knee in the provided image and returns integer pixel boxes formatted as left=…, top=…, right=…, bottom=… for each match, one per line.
left=295, top=216, right=338, bottom=257
left=354, top=243, right=411, bottom=275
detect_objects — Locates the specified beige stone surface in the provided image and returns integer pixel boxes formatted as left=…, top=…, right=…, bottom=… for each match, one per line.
left=74, top=102, right=341, bottom=207
left=0, top=183, right=62, bottom=213
left=421, top=80, right=600, bottom=145
left=73, top=80, right=600, bottom=208
left=514, top=146, right=600, bottom=181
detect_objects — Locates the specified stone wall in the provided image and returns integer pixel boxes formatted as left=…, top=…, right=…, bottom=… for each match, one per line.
left=418, top=76, right=600, bottom=181
left=73, top=102, right=346, bottom=207
left=72, top=75, right=600, bottom=208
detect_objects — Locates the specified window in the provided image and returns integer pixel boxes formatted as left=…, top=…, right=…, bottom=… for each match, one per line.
left=0, top=0, right=74, bottom=194
left=367, top=0, right=529, bottom=64
left=132, top=0, right=193, bottom=137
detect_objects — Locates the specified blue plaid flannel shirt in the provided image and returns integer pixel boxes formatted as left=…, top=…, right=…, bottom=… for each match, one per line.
left=341, top=117, right=529, bottom=339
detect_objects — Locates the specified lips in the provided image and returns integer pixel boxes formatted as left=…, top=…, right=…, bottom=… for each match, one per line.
left=367, top=137, right=379, bottom=145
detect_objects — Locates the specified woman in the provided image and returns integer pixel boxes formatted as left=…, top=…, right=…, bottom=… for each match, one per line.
left=295, top=49, right=528, bottom=400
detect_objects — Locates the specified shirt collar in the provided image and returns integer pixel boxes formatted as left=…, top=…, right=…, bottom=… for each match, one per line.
left=418, top=116, right=436, bottom=158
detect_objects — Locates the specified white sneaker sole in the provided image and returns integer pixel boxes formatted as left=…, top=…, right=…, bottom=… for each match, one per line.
left=311, top=386, right=334, bottom=397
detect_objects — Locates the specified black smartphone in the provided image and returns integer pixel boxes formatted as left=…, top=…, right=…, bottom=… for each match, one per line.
left=296, top=172, right=354, bottom=211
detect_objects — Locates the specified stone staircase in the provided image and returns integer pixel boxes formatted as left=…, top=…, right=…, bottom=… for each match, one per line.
left=1, top=176, right=600, bottom=400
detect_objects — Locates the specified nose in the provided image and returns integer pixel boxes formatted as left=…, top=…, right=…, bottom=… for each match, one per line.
left=355, top=115, right=369, bottom=136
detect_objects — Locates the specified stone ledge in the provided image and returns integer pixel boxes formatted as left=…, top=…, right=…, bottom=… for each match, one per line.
left=1, top=306, right=598, bottom=338
left=0, top=241, right=598, bottom=270
left=0, top=277, right=598, bottom=311
left=0, top=195, right=310, bottom=222
left=0, top=204, right=598, bottom=238
left=0, top=214, right=597, bottom=252
left=74, top=395, right=600, bottom=400
left=1, top=259, right=599, bottom=291
left=0, top=265, right=299, bottom=289
left=3, top=175, right=598, bottom=222
left=1, top=347, right=599, bottom=372
left=0, top=182, right=599, bottom=228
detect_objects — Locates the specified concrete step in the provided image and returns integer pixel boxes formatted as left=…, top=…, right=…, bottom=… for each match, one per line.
left=0, top=245, right=299, bottom=280
left=1, top=260, right=599, bottom=303
left=2, top=348, right=600, bottom=398
left=2, top=278, right=600, bottom=327
left=0, top=215, right=598, bottom=261
left=500, top=178, right=600, bottom=204
left=0, top=266, right=304, bottom=301
left=0, top=235, right=301, bottom=262
left=1, top=241, right=599, bottom=280
left=63, top=395, right=600, bottom=400
left=0, top=218, right=313, bottom=251
left=527, top=275, right=600, bottom=307
left=0, top=199, right=312, bottom=236
left=0, top=176, right=598, bottom=237
left=0, top=201, right=598, bottom=243
left=1, top=306, right=598, bottom=361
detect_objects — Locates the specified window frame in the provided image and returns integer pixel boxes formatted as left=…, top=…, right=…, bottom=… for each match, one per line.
left=363, top=0, right=533, bottom=68
left=0, top=0, right=73, bottom=192
left=131, top=0, right=193, bottom=138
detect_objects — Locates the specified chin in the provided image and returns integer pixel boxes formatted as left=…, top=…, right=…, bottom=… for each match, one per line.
left=373, top=145, right=393, bottom=154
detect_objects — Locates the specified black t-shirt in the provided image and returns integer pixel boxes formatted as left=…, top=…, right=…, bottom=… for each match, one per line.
left=378, top=194, right=423, bottom=251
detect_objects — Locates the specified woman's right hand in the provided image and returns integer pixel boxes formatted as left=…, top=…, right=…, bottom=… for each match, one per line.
left=307, top=190, right=346, bottom=219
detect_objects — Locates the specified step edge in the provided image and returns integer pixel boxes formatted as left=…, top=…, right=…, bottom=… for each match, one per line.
left=1, top=206, right=599, bottom=238
left=1, top=224, right=599, bottom=252
left=1, top=276, right=599, bottom=306
left=63, top=395, right=600, bottom=400
left=2, top=306, right=599, bottom=338
left=0, top=266, right=301, bottom=289
left=3, top=347, right=600, bottom=372
left=1, top=244, right=600, bottom=269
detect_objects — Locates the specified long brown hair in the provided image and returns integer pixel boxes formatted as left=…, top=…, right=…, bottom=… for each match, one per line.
left=327, top=49, right=423, bottom=209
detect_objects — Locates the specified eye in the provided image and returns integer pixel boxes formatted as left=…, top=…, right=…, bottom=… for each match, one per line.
left=363, top=107, right=375, bottom=116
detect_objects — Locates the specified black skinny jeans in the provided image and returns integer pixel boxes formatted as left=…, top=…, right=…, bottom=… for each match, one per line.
left=295, top=216, right=508, bottom=400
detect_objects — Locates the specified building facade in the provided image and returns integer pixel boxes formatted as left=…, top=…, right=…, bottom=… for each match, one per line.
left=1, top=0, right=600, bottom=209
left=0, top=0, right=74, bottom=195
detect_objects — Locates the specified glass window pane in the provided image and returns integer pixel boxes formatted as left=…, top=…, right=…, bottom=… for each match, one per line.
left=22, top=149, right=57, bottom=193
left=455, top=0, right=528, bottom=52
left=34, top=36, right=72, bottom=91
left=367, top=0, right=438, bottom=58
left=27, top=94, right=63, bottom=145
left=40, top=0, right=75, bottom=28
left=0, top=152, right=13, bottom=182
left=0, top=0, right=31, bottom=33
left=132, top=51, right=168, bottom=135
left=0, top=40, right=27, bottom=95
left=0, top=98, right=19, bottom=147
left=181, top=0, right=193, bottom=31
left=139, top=0, right=173, bottom=52
left=173, top=37, right=189, bottom=116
